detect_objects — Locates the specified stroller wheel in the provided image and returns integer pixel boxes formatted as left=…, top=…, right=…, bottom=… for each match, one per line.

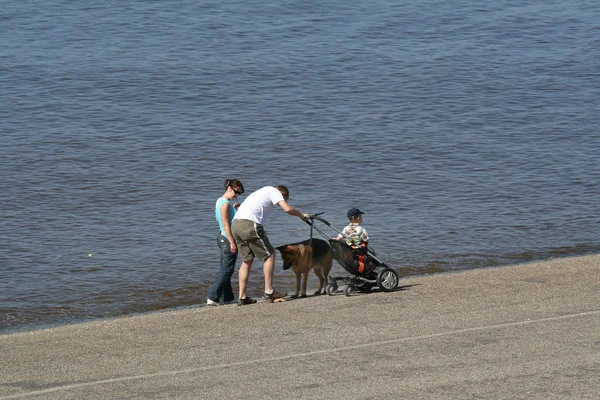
left=326, top=283, right=338, bottom=296
left=377, top=268, right=399, bottom=292
left=345, top=285, right=356, bottom=297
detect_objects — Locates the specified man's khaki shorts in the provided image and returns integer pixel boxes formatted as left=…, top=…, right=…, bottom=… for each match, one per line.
left=231, top=219, right=275, bottom=262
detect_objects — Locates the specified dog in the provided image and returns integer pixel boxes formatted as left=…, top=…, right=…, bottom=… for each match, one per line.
left=276, top=238, right=333, bottom=298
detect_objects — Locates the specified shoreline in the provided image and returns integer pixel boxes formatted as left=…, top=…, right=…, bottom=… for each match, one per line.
left=2, top=252, right=598, bottom=336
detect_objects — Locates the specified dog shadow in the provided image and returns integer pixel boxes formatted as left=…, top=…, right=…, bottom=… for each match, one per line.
left=282, top=293, right=326, bottom=302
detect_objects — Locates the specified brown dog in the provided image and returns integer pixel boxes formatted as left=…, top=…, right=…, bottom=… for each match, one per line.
left=276, top=238, right=333, bottom=298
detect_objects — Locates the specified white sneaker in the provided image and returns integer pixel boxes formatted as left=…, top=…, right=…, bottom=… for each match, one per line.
left=206, top=298, right=220, bottom=306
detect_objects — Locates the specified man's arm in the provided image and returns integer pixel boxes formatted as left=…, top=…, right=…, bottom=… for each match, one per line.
left=277, top=200, right=308, bottom=220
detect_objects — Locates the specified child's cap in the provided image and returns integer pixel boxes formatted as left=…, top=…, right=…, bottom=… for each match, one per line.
left=347, top=208, right=365, bottom=218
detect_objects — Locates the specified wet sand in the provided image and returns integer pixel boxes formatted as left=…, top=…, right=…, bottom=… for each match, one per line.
left=1, top=255, right=598, bottom=399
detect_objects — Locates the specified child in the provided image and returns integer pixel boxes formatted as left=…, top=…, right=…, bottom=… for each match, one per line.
left=336, top=208, right=370, bottom=273
left=336, top=208, right=369, bottom=246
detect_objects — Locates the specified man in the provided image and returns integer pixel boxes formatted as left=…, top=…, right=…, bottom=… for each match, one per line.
left=231, top=185, right=308, bottom=305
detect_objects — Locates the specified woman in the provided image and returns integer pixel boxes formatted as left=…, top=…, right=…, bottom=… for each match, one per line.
left=207, top=178, right=245, bottom=306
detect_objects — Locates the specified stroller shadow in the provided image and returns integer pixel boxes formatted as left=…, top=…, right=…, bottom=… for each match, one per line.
left=389, top=283, right=418, bottom=292
left=353, top=282, right=419, bottom=295
left=282, top=283, right=418, bottom=301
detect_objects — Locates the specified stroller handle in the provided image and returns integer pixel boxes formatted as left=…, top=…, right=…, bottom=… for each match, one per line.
left=305, top=212, right=331, bottom=226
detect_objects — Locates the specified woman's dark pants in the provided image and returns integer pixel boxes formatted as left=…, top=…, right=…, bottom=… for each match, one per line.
left=207, top=235, right=237, bottom=303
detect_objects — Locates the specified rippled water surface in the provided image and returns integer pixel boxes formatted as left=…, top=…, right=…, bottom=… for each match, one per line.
left=2, top=0, right=599, bottom=332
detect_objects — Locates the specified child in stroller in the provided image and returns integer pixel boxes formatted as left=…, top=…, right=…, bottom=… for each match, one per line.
left=306, top=211, right=399, bottom=297
left=334, top=208, right=372, bottom=275
left=336, top=208, right=370, bottom=245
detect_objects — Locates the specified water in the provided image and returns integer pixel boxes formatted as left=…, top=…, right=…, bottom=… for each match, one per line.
left=2, top=0, right=599, bottom=333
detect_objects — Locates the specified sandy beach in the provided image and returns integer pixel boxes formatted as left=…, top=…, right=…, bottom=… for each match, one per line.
left=1, top=255, right=598, bottom=399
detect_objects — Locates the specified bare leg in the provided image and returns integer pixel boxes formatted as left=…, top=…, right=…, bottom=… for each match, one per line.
left=238, top=259, right=253, bottom=299
left=263, top=253, right=276, bottom=293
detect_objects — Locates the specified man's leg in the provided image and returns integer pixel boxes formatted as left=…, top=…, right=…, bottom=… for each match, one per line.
left=263, top=253, right=276, bottom=293
left=238, top=259, right=252, bottom=300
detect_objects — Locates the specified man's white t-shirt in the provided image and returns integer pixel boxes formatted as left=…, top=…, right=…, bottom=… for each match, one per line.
left=233, top=186, right=284, bottom=225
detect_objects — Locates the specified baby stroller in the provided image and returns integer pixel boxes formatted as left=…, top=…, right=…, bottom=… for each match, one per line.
left=306, top=213, right=399, bottom=296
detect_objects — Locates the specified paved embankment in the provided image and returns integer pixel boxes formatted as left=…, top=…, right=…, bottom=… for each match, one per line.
left=1, top=255, right=599, bottom=399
